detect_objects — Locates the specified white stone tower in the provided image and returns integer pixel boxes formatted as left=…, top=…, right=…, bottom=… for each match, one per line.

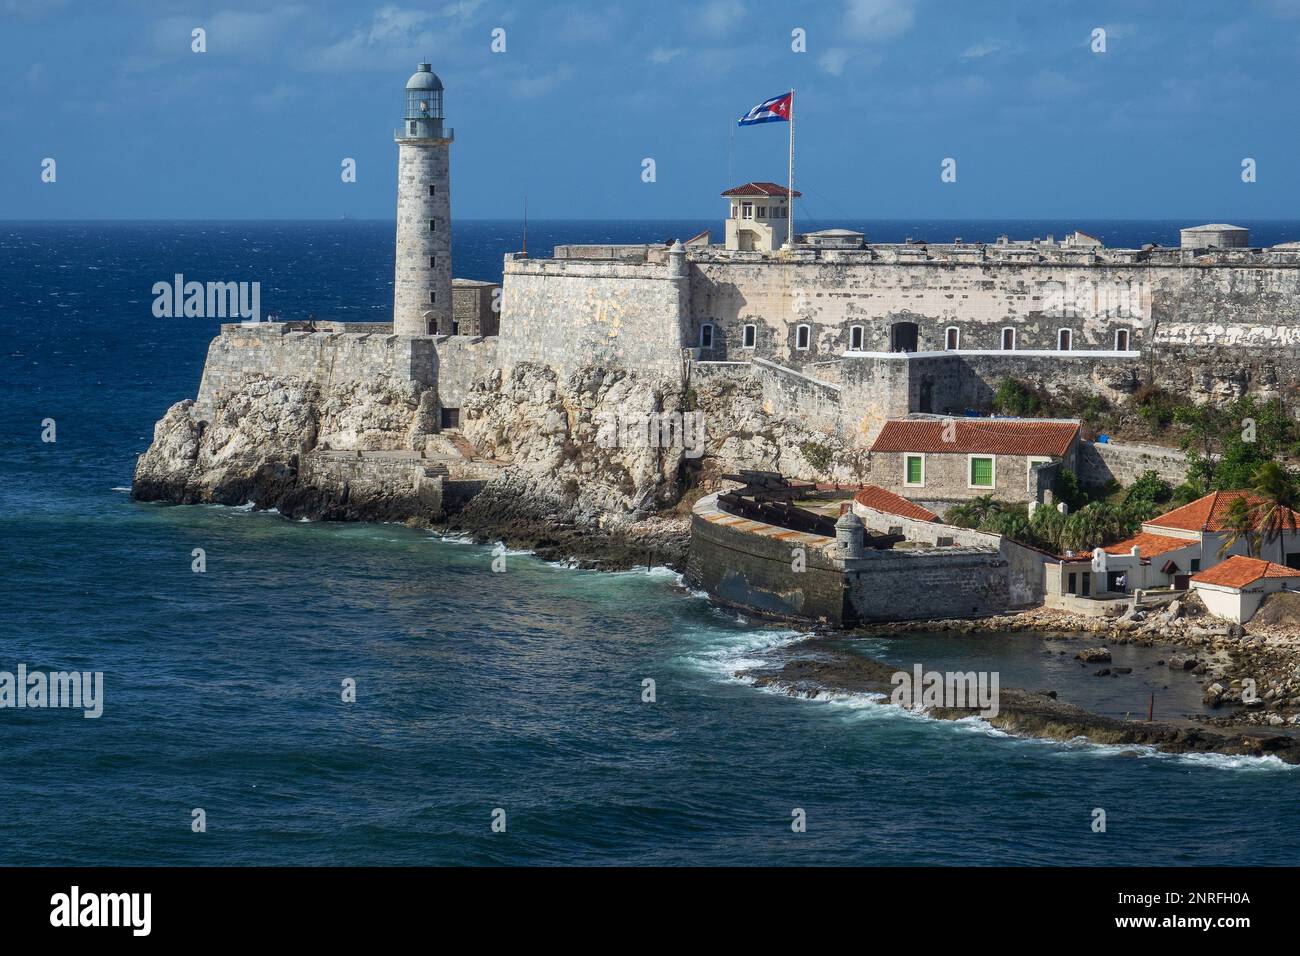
left=393, top=63, right=453, bottom=336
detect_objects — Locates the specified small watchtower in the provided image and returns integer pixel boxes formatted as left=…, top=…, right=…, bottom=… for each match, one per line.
left=722, top=182, right=801, bottom=252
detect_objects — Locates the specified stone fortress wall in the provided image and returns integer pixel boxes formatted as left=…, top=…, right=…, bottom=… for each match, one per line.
left=487, top=237, right=1300, bottom=451
left=685, top=245, right=1300, bottom=373
left=195, top=323, right=436, bottom=424
left=496, top=253, right=688, bottom=378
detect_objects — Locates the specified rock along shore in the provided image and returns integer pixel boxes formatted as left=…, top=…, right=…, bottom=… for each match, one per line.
left=742, top=637, right=1300, bottom=764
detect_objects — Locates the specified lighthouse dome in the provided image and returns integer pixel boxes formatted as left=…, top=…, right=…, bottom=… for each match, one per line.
left=406, top=63, right=443, bottom=91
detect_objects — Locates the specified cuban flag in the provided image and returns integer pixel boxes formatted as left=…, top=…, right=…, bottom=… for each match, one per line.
left=738, top=91, right=792, bottom=126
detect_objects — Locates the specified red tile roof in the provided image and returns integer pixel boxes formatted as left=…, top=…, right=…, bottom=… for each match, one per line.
left=1103, top=532, right=1194, bottom=559
left=1191, top=555, right=1300, bottom=589
left=1147, top=490, right=1300, bottom=533
left=721, top=182, right=803, bottom=198
left=870, top=419, right=1080, bottom=457
left=852, top=485, right=939, bottom=522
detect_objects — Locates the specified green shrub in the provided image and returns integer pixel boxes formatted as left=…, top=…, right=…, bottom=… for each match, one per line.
left=799, top=440, right=834, bottom=475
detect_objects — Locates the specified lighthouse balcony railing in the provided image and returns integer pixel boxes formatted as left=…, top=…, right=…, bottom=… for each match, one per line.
left=394, top=127, right=454, bottom=141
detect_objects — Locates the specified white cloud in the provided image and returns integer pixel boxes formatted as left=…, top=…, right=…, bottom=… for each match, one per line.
left=311, top=5, right=449, bottom=71
left=842, top=0, right=916, bottom=40
left=696, top=0, right=745, bottom=36
left=819, top=48, right=852, bottom=76
left=510, top=64, right=572, bottom=99
left=648, top=47, right=685, bottom=64
left=818, top=47, right=883, bottom=76
left=961, top=39, right=1004, bottom=60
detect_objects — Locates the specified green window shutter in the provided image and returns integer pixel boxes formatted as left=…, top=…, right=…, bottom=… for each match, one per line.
left=970, top=457, right=994, bottom=486
left=906, top=456, right=923, bottom=484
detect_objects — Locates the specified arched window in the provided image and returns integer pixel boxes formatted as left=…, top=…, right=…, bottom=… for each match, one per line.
left=1114, top=328, right=1130, bottom=351
left=849, top=325, right=864, bottom=351
left=1057, top=328, right=1073, bottom=351
left=795, top=324, right=811, bottom=350
left=700, top=323, right=714, bottom=348
left=945, top=326, right=960, bottom=350
left=1001, top=327, right=1016, bottom=351
left=743, top=323, right=756, bottom=348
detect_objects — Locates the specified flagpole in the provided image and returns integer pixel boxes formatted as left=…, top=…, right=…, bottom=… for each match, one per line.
left=786, top=88, right=795, bottom=248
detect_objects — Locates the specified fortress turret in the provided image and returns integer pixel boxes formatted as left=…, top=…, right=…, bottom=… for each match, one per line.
left=393, top=63, right=454, bottom=336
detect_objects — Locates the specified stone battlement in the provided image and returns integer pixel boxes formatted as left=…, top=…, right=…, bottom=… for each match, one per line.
left=687, top=243, right=1300, bottom=269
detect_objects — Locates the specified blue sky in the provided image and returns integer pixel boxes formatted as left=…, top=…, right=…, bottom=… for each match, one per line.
left=4, top=0, right=1300, bottom=220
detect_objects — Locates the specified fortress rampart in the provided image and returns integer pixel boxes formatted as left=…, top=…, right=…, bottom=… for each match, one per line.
left=195, top=324, right=436, bottom=423
left=497, top=255, right=687, bottom=377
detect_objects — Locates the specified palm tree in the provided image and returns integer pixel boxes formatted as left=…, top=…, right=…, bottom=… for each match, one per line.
left=1218, top=495, right=1259, bottom=559
left=1249, top=461, right=1300, bottom=556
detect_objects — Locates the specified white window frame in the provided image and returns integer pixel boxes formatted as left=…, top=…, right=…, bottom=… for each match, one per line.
left=741, top=202, right=754, bottom=220
left=700, top=323, right=714, bottom=348
left=743, top=323, right=757, bottom=348
left=756, top=205, right=767, bottom=218
left=730, top=203, right=738, bottom=218
left=944, top=326, right=961, bottom=351
left=1114, top=328, right=1130, bottom=351
left=795, top=323, right=811, bottom=351
left=967, top=454, right=996, bottom=490
left=904, top=453, right=926, bottom=488
left=1026, top=456, right=1051, bottom=481
left=1001, top=326, right=1016, bottom=351
left=1057, top=328, right=1073, bottom=351
left=849, top=325, right=864, bottom=351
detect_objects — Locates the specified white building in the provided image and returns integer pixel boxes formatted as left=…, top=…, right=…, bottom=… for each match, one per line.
left=1190, top=556, right=1300, bottom=623
left=1048, top=490, right=1300, bottom=599
left=722, top=182, right=800, bottom=252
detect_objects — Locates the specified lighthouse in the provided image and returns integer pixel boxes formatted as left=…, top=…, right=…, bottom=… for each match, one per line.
left=393, top=63, right=454, bottom=336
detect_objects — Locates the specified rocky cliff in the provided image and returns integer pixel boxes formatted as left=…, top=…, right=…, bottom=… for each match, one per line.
left=133, top=333, right=877, bottom=568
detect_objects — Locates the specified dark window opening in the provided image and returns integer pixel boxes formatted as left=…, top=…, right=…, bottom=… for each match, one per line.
left=700, top=324, right=714, bottom=348
left=440, top=408, right=460, bottom=429
left=743, top=324, right=756, bottom=348
left=889, top=321, right=918, bottom=353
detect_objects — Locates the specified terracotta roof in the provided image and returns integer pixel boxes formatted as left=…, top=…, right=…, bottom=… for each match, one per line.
left=869, top=419, right=1080, bottom=457
left=721, top=182, right=802, bottom=198
left=1191, top=555, right=1300, bottom=590
left=1146, top=490, right=1300, bottom=533
left=1103, top=532, right=1195, bottom=559
left=852, top=485, right=939, bottom=522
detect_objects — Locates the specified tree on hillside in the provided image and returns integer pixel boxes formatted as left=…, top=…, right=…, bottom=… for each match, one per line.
left=1178, top=396, right=1295, bottom=491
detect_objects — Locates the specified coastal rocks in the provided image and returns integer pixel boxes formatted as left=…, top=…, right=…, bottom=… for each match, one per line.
left=133, top=347, right=432, bottom=509
left=459, top=362, right=686, bottom=520
left=1167, top=654, right=1198, bottom=671
left=740, top=638, right=1300, bottom=764
left=1075, top=646, right=1112, bottom=663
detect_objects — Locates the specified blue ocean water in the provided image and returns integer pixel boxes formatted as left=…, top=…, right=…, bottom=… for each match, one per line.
left=1, top=219, right=1298, bottom=866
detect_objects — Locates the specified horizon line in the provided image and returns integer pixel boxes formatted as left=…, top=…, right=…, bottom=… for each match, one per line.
left=2, top=216, right=1294, bottom=224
